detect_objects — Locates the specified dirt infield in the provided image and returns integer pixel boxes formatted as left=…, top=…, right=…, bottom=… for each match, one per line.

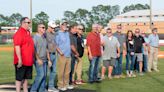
left=0, top=46, right=164, bottom=58
left=0, top=47, right=13, bottom=51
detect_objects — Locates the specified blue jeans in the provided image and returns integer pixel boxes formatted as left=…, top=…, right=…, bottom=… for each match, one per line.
left=126, top=52, right=135, bottom=71
left=48, top=54, right=57, bottom=88
left=70, top=55, right=77, bottom=83
left=30, top=61, right=47, bottom=92
left=88, top=56, right=100, bottom=82
left=114, top=53, right=123, bottom=75
left=143, top=55, right=148, bottom=72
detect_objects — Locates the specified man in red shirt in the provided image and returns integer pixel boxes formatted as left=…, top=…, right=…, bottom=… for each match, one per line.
left=86, top=24, right=102, bottom=83
left=13, top=17, right=34, bottom=92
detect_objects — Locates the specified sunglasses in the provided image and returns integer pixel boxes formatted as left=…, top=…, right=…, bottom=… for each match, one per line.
left=40, top=27, right=45, bottom=29
left=51, top=27, right=55, bottom=29
left=78, top=28, right=84, bottom=30
left=107, top=31, right=112, bottom=34
left=24, top=22, right=31, bottom=24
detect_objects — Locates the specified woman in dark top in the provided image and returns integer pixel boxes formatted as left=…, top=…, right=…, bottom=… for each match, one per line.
left=125, top=30, right=136, bottom=77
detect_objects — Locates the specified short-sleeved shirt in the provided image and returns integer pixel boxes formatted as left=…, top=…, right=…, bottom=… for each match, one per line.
left=33, top=33, right=48, bottom=60
left=134, top=35, right=145, bottom=53
left=77, top=35, right=84, bottom=57
left=13, top=27, right=34, bottom=66
left=70, top=32, right=78, bottom=56
left=113, top=32, right=125, bottom=53
left=45, top=31, right=56, bottom=53
left=86, top=32, right=101, bottom=57
left=55, top=30, right=71, bottom=57
left=102, top=36, right=120, bottom=60
left=148, top=34, right=159, bottom=47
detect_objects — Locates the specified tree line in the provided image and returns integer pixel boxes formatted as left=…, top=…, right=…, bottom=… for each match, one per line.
left=0, top=4, right=150, bottom=32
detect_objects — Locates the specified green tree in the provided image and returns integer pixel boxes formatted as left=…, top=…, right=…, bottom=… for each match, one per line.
left=32, top=11, right=49, bottom=32
left=123, top=4, right=150, bottom=13
left=33, top=11, right=49, bottom=24
left=10, top=13, right=23, bottom=26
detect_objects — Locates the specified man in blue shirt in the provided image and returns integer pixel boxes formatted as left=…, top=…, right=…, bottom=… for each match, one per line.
left=148, top=28, right=159, bottom=72
left=55, top=20, right=74, bottom=91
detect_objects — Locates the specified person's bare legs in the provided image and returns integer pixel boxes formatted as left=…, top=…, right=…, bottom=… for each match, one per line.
left=101, top=66, right=106, bottom=79
left=16, top=80, right=21, bottom=92
left=23, top=79, right=28, bottom=92
left=139, top=61, right=143, bottom=75
left=108, top=66, right=113, bottom=79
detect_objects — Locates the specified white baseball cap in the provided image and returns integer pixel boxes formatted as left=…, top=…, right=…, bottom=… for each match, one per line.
left=48, top=21, right=57, bottom=28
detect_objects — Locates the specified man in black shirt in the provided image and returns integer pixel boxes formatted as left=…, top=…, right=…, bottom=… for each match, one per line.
left=134, top=28, right=145, bottom=75
left=72, top=25, right=85, bottom=84
left=69, top=23, right=79, bottom=85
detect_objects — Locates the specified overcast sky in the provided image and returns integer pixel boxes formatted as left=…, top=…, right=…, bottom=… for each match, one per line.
left=0, top=0, right=164, bottom=20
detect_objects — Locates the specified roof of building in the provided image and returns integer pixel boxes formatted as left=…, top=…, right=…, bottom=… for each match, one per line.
left=118, top=10, right=164, bottom=17
left=110, top=10, right=164, bottom=23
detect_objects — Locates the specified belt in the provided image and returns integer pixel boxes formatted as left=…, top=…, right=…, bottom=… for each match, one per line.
left=151, top=46, right=158, bottom=48
left=49, top=52, right=56, bottom=55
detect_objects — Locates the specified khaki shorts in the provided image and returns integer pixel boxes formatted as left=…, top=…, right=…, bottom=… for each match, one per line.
left=134, top=53, right=143, bottom=62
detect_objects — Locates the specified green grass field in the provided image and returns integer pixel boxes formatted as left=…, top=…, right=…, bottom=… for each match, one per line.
left=0, top=46, right=164, bottom=92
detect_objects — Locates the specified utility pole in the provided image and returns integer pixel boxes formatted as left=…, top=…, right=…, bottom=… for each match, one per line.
left=149, top=0, right=152, bottom=30
left=30, top=0, right=33, bottom=32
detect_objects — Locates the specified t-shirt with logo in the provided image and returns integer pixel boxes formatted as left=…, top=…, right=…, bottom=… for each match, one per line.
left=134, top=35, right=145, bottom=53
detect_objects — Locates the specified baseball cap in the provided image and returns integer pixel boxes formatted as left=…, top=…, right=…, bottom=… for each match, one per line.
left=48, top=21, right=57, bottom=28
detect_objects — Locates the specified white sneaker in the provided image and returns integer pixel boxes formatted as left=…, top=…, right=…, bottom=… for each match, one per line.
left=58, top=87, right=67, bottom=91
left=66, top=85, right=74, bottom=89
left=48, top=87, right=59, bottom=92
left=139, top=72, right=144, bottom=76
left=148, top=70, right=152, bottom=72
left=154, top=69, right=159, bottom=72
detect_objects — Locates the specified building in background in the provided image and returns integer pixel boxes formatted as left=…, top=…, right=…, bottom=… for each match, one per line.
left=109, top=10, right=164, bottom=39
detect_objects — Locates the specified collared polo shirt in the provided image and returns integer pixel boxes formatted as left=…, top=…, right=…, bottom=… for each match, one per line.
left=148, top=34, right=159, bottom=47
left=86, top=32, right=101, bottom=57
left=13, top=27, right=34, bottom=66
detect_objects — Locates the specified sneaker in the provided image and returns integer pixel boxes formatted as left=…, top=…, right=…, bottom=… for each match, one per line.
left=154, top=69, right=159, bottom=72
left=148, top=70, right=152, bottom=72
left=95, top=79, right=101, bottom=83
left=58, top=87, right=67, bottom=91
left=48, top=87, right=59, bottom=92
left=139, top=72, right=144, bottom=76
left=131, top=74, right=136, bottom=77
left=101, top=75, right=105, bottom=80
left=71, top=81, right=76, bottom=85
left=66, top=85, right=74, bottom=90
left=108, top=75, right=112, bottom=79
left=76, top=80, right=86, bottom=85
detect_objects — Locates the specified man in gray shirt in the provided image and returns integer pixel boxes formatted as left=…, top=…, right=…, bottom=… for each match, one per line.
left=113, top=25, right=126, bottom=78
left=46, top=21, right=59, bottom=92
left=31, top=23, right=52, bottom=92
left=101, top=27, right=120, bottom=79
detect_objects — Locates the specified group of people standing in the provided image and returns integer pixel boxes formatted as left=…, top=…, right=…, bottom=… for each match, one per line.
left=13, top=17, right=160, bottom=92
left=88, top=24, right=159, bottom=82
left=13, top=17, right=85, bottom=92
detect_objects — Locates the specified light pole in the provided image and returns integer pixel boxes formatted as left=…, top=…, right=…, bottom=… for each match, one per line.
left=30, top=0, right=33, bottom=32
left=149, top=0, right=152, bottom=30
